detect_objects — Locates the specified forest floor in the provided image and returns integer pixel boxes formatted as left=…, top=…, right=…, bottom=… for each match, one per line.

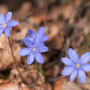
left=0, top=0, right=90, bottom=90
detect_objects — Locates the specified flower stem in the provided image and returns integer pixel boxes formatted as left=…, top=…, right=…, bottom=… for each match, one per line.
left=36, top=63, right=39, bottom=82
left=8, top=37, right=31, bottom=87
left=8, top=37, right=17, bottom=70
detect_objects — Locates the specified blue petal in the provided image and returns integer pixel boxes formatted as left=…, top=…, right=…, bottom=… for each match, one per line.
left=28, top=29, right=36, bottom=38
left=61, top=66, right=75, bottom=76
left=61, top=57, right=74, bottom=65
left=34, top=27, right=45, bottom=46
left=0, top=14, right=5, bottom=23
left=27, top=53, right=35, bottom=65
left=8, top=20, right=19, bottom=28
left=70, top=69, right=77, bottom=82
left=78, top=69, right=86, bottom=84
left=35, top=53, right=44, bottom=64
left=80, top=52, right=90, bottom=65
left=34, top=36, right=41, bottom=47
left=6, top=12, right=12, bottom=23
left=0, top=24, right=2, bottom=28
left=82, top=64, right=90, bottom=72
left=0, top=29, right=3, bottom=36
left=39, top=43, right=45, bottom=46
left=4, top=28, right=10, bottom=37
left=25, top=36, right=34, bottom=42
left=68, top=48, right=79, bottom=64
left=23, top=37, right=32, bottom=47
left=39, top=45, right=48, bottom=52
left=37, top=27, right=45, bottom=36
left=18, top=48, right=31, bottom=56
left=41, top=35, right=49, bottom=42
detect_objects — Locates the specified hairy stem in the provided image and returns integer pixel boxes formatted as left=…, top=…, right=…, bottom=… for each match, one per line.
left=36, top=62, right=39, bottom=82
left=8, top=37, right=31, bottom=87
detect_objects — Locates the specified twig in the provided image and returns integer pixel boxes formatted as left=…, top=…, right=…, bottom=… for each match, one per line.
left=45, top=0, right=48, bottom=26
left=20, top=7, right=45, bottom=22
left=44, top=0, right=50, bottom=34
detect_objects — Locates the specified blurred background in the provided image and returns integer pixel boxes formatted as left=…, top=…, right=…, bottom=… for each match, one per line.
left=0, top=0, right=90, bottom=90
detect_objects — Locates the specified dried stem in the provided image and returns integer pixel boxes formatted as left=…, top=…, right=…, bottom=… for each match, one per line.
left=45, top=0, right=48, bottom=26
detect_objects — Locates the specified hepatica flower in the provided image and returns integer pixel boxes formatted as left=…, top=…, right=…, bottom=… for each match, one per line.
left=24, top=28, right=48, bottom=43
left=18, top=27, right=48, bottom=65
left=61, top=48, right=90, bottom=84
left=0, top=12, right=19, bottom=37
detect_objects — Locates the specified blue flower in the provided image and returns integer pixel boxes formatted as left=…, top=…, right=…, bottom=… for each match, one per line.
left=61, top=48, right=90, bottom=84
left=25, top=27, right=49, bottom=43
left=18, top=27, right=48, bottom=65
left=0, top=12, right=19, bottom=37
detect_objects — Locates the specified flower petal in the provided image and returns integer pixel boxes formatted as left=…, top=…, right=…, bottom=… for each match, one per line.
left=27, top=53, right=35, bottom=65
left=8, top=20, right=19, bottom=28
left=61, top=66, right=75, bottom=76
left=34, top=27, right=45, bottom=46
left=6, top=12, right=12, bottom=23
left=34, top=36, right=41, bottom=46
left=37, top=26, right=45, bottom=36
left=61, top=57, right=74, bottom=65
left=78, top=69, right=86, bottom=84
left=80, top=52, right=90, bottom=65
left=70, top=69, right=77, bottom=82
left=4, top=28, right=11, bottom=37
left=39, top=45, right=48, bottom=52
left=35, top=53, right=44, bottom=64
left=28, top=29, right=36, bottom=38
left=0, top=29, right=3, bottom=36
left=39, top=43, right=45, bottom=46
left=23, top=37, right=32, bottom=47
left=18, top=48, right=31, bottom=56
left=25, top=36, right=34, bottom=42
left=68, top=48, right=79, bottom=64
left=0, top=14, right=5, bottom=23
left=82, top=64, right=90, bottom=72
left=41, top=35, right=49, bottom=42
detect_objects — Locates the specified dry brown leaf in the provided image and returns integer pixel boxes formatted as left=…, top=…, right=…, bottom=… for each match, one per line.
left=10, top=68, right=52, bottom=90
left=78, top=77, right=90, bottom=90
left=54, top=79, right=81, bottom=90
left=0, top=5, right=8, bottom=14
left=0, top=81, right=30, bottom=90
left=0, top=34, right=21, bottom=71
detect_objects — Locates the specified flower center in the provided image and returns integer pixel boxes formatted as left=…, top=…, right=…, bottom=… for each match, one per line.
left=76, top=64, right=80, bottom=68
left=32, top=48, right=36, bottom=52
left=2, top=23, right=7, bottom=28
left=10, top=28, right=12, bottom=30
